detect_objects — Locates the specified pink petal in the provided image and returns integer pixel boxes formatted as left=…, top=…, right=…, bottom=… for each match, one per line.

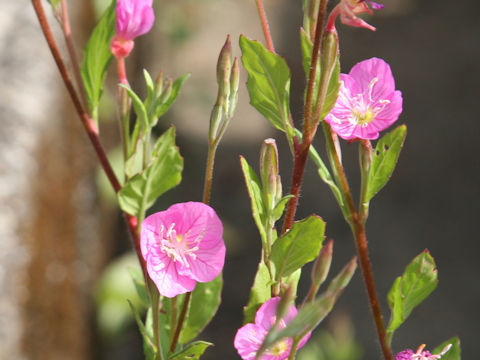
left=234, top=323, right=267, bottom=360
left=182, top=240, right=225, bottom=282
left=145, top=252, right=196, bottom=298
left=116, top=0, right=155, bottom=40
left=349, top=58, right=396, bottom=100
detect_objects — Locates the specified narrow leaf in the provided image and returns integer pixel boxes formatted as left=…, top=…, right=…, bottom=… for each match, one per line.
left=121, top=84, right=150, bottom=130
left=118, top=127, right=183, bottom=216
left=168, top=341, right=213, bottom=360
left=433, top=337, right=461, bottom=360
left=128, top=267, right=150, bottom=307
left=365, top=125, right=407, bottom=202
left=128, top=302, right=157, bottom=360
left=387, top=250, right=438, bottom=336
left=155, top=74, right=190, bottom=119
left=179, top=275, right=223, bottom=344
left=270, top=215, right=325, bottom=279
left=81, top=0, right=116, bottom=117
left=239, top=35, right=291, bottom=132
left=240, top=156, right=267, bottom=244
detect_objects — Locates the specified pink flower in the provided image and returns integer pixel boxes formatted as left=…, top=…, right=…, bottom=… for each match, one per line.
left=395, top=344, right=452, bottom=360
left=110, top=0, right=155, bottom=58
left=325, top=57, right=403, bottom=141
left=140, top=202, right=225, bottom=298
left=326, top=0, right=384, bottom=31
left=234, top=297, right=311, bottom=360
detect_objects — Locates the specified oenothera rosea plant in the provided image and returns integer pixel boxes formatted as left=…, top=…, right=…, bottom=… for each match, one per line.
left=30, top=0, right=461, bottom=359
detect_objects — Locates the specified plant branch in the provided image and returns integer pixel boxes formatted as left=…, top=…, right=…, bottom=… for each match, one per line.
left=322, top=123, right=392, bottom=360
left=255, top=0, right=275, bottom=53
left=59, top=0, right=90, bottom=113
left=169, top=292, right=191, bottom=353
left=281, top=0, right=328, bottom=234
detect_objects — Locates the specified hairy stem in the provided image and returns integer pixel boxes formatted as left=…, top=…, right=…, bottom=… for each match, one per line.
left=59, top=0, right=89, bottom=113
left=255, top=0, right=275, bottom=53
left=202, top=144, right=217, bottom=204
left=322, top=123, right=392, bottom=360
left=169, top=292, right=191, bottom=353
left=281, top=0, right=329, bottom=234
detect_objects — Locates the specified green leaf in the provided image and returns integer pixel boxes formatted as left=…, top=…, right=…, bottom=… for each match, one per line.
left=365, top=125, right=407, bottom=202
left=128, top=302, right=157, bottom=360
left=433, top=337, right=461, bottom=360
left=49, top=0, right=60, bottom=10
left=270, top=215, right=325, bottom=279
left=239, top=35, right=291, bottom=132
left=168, top=341, right=213, bottom=360
left=243, top=261, right=272, bottom=324
left=81, top=0, right=116, bottom=118
left=272, top=195, right=294, bottom=222
left=121, top=84, right=150, bottom=130
left=240, top=156, right=267, bottom=244
left=387, top=250, right=438, bottom=336
left=300, top=29, right=340, bottom=119
left=118, top=127, right=183, bottom=217
left=179, top=275, right=223, bottom=344
left=128, top=267, right=150, bottom=307
left=155, top=74, right=190, bottom=120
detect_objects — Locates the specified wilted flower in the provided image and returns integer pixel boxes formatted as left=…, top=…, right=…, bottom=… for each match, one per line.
left=140, top=202, right=225, bottom=298
left=234, top=297, right=311, bottom=360
left=326, top=0, right=384, bottom=31
left=395, top=344, right=452, bottom=360
left=325, top=57, right=403, bottom=141
left=110, top=0, right=155, bottom=58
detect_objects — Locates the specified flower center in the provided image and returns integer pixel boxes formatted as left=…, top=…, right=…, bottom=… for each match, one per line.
left=267, top=339, right=289, bottom=357
left=159, top=223, right=200, bottom=267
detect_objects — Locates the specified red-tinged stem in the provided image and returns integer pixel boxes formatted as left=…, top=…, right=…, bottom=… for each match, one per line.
left=323, top=124, right=392, bottom=360
left=281, top=0, right=328, bottom=234
left=117, top=56, right=129, bottom=86
left=255, top=0, right=275, bottom=53
left=31, top=0, right=121, bottom=194
left=30, top=0, right=151, bottom=285
left=60, top=0, right=89, bottom=113
left=169, top=291, right=191, bottom=353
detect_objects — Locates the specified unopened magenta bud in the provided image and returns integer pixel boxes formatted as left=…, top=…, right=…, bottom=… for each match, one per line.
left=111, top=0, right=155, bottom=58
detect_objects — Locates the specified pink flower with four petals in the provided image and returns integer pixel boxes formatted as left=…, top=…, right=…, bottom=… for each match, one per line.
left=325, top=57, right=403, bottom=141
left=234, top=297, right=311, bottom=360
left=140, top=202, right=225, bottom=298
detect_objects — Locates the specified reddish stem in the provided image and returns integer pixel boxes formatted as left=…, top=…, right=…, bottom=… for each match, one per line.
left=255, top=0, right=275, bottom=53
left=30, top=0, right=149, bottom=282
left=117, top=56, right=129, bottom=86
left=281, top=0, right=328, bottom=233
left=60, top=0, right=90, bottom=113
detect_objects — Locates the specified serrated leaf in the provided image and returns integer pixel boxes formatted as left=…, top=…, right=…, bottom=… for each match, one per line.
left=81, top=0, right=116, bottom=118
left=168, top=341, right=213, bottom=360
left=240, top=35, right=291, bottom=132
left=240, top=156, right=267, bottom=244
left=155, top=74, right=190, bottom=119
left=300, top=29, right=340, bottom=120
left=128, top=302, right=157, bottom=360
left=270, top=215, right=325, bottom=279
left=128, top=267, right=150, bottom=307
left=387, top=250, right=438, bottom=336
left=118, top=127, right=183, bottom=216
left=243, top=261, right=272, bottom=324
left=433, top=337, right=461, bottom=360
left=179, top=275, right=223, bottom=344
left=365, top=125, right=407, bottom=202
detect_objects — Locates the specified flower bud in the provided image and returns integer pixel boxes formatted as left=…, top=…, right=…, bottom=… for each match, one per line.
left=260, top=139, right=280, bottom=209
left=311, top=239, right=333, bottom=291
left=216, top=35, right=232, bottom=110
left=227, top=57, right=240, bottom=119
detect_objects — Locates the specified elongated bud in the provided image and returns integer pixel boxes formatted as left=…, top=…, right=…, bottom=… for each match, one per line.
left=158, top=78, right=173, bottom=105
left=260, top=139, right=279, bottom=209
left=155, top=71, right=164, bottom=98
left=311, top=239, right=333, bottom=290
left=227, top=57, right=240, bottom=118
left=321, top=29, right=339, bottom=83
left=276, top=284, right=295, bottom=322
left=209, top=104, right=223, bottom=142
left=327, top=257, right=357, bottom=295
left=216, top=35, right=232, bottom=109
left=359, top=139, right=373, bottom=173
left=303, top=0, right=320, bottom=38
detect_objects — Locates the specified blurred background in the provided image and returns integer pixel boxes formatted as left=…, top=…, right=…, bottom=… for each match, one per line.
left=0, top=0, right=478, bottom=359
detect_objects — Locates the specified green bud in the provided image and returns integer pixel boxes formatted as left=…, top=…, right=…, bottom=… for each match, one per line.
left=359, top=139, right=373, bottom=174
left=321, top=29, right=339, bottom=80
left=311, top=239, right=333, bottom=291
left=154, top=71, right=164, bottom=99
left=216, top=35, right=232, bottom=112
left=227, top=57, right=240, bottom=118
left=260, top=139, right=280, bottom=210
left=275, top=283, right=295, bottom=322
left=209, top=104, right=223, bottom=143
left=158, top=78, right=173, bottom=105
left=327, top=257, right=357, bottom=295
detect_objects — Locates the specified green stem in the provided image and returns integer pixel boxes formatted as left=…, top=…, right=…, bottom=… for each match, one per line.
left=287, top=336, right=301, bottom=360
left=202, top=143, right=217, bottom=204
left=151, top=288, right=165, bottom=360
left=169, top=297, right=178, bottom=347
left=169, top=292, right=191, bottom=353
